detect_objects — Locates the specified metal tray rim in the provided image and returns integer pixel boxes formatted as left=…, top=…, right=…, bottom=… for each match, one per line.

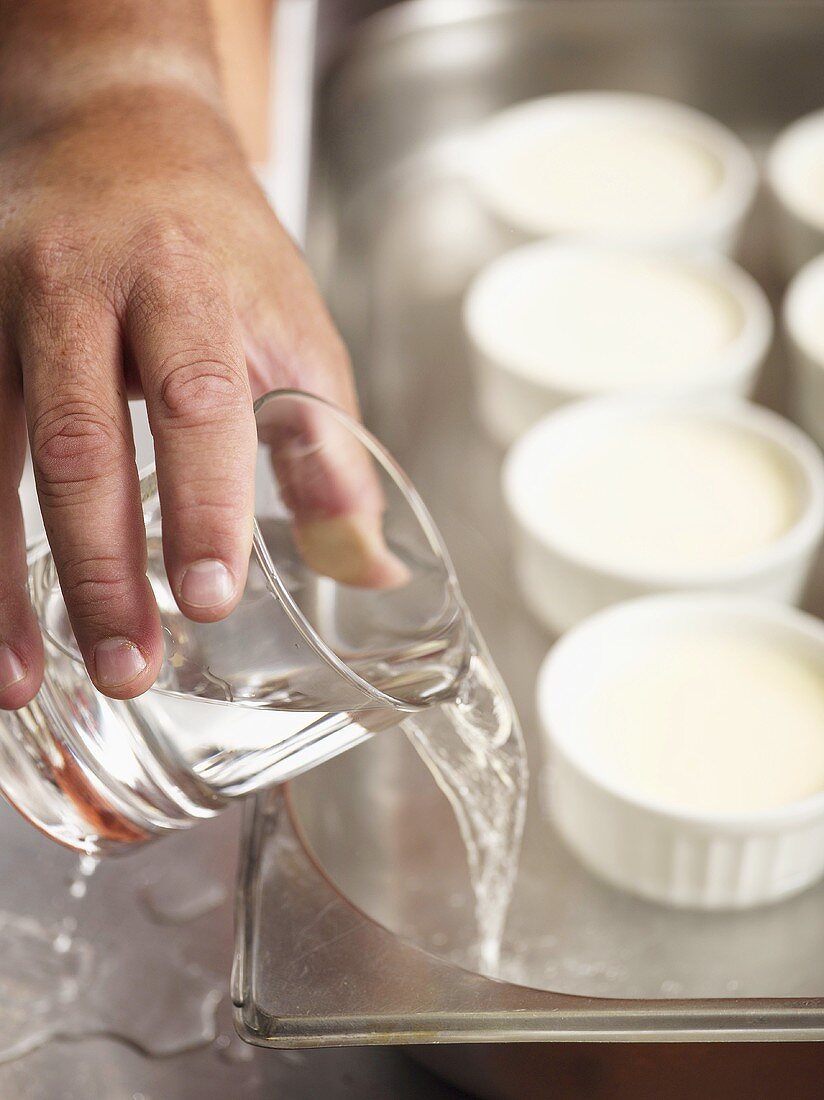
left=235, top=0, right=824, bottom=1047
left=233, top=789, right=824, bottom=1046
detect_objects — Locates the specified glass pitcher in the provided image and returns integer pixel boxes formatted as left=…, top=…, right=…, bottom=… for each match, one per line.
left=0, top=391, right=470, bottom=855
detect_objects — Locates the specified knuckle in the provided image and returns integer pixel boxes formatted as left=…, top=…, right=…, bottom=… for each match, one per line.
left=31, top=399, right=123, bottom=493
left=138, top=213, right=204, bottom=258
left=14, top=226, right=85, bottom=301
left=127, top=259, right=229, bottom=346
left=168, top=482, right=246, bottom=527
left=159, top=354, right=249, bottom=423
left=59, top=556, right=133, bottom=621
left=129, top=215, right=209, bottom=286
left=164, top=474, right=249, bottom=549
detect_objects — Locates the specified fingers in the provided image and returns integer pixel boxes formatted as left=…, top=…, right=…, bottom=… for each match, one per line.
left=0, top=360, right=43, bottom=709
left=19, top=292, right=163, bottom=699
left=257, top=397, right=409, bottom=589
left=126, top=255, right=256, bottom=623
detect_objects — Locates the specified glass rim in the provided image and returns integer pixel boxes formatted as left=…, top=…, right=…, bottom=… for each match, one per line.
left=33, top=389, right=467, bottom=711
left=246, top=388, right=467, bottom=711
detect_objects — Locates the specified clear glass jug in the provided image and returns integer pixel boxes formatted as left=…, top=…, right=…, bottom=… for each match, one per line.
left=0, top=391, right=470, bottom=854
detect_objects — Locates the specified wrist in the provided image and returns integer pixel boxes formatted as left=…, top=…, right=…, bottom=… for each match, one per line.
left=1, top=50, right=228, bottom=145
left=0, top=0, right=225, bottom=142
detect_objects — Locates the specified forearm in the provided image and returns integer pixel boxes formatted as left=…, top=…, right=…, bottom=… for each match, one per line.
left=0, top=0, right=227, bottom=141
left=209, top=0, right=273, bottom=163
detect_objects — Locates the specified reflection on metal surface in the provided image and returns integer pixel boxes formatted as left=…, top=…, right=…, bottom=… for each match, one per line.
left=236, top=0, right=824, bottom=1064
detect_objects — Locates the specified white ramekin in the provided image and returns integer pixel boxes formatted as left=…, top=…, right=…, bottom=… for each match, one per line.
left=502, top=395, right=824, bottom=634
left=537, top=593, right=824, bottom=909
left=767, top=109, right=824, bottom=276
left=783, top=252, right=824, bottom=449
left=464, top=241, right=773, bottom=447
left=470, top=92, right=757, bottom=253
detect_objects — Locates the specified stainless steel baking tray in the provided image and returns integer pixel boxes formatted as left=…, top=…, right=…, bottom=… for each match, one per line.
left=234, top=0, right=824, bottom=1083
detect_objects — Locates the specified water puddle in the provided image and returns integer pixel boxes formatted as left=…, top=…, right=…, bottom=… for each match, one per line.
left=0, top=855, right=224, bottom=1066
left=213, top=1032, right=256, bottom=1064
left=0, top=911, right=90, bottom=1063
left=0, top=620, right=527, bottom=1067
left=139, top=865, right=227, bottom=926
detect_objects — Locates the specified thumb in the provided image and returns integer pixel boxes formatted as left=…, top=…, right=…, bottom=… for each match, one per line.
left=256, top=392, right=410, bottom=589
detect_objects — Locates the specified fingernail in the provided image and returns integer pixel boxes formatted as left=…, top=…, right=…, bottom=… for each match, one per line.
left=179, top=559, right=236, bottom=609
left=94, top=638, right=147, bottom=689
left=0, top=645, right=26, bottom=692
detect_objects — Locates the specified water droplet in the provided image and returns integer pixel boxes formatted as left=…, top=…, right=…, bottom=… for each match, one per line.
left=78, top=855, right=98, bottom=877
left=65, top=854, right=99, bottom=905
left=214, top=1032, right=255, bottom=1063
left=278, top=1049, right=307, bottom=1066
left=660, top=979, right=684, bottom=996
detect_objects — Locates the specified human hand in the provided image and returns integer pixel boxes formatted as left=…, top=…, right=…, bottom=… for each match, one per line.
left=0, top=82, right=392, bottom=709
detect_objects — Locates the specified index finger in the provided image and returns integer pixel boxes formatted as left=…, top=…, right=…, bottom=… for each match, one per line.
left=126, top=256, right=256, bottom=623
